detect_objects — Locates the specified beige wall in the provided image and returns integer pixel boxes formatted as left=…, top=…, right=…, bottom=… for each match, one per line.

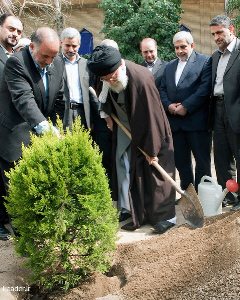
left=17, top=0, right=225, bottom=55
left=180, top=0, right=225, bottom=55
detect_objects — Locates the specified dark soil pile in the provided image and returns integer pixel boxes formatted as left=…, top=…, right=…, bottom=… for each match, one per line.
left=29, top=210, right=240, bottom=299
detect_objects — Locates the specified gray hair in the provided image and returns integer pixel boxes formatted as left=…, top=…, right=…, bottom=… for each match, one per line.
left=101, top=39, right=119, bottom=50
left=209, top=15, right=232, bottom=28
left=31, top=27, right=59, bottom=47
left=60, top=27, right=81, bottom=43
left=173, top=31, right=194, bottom=44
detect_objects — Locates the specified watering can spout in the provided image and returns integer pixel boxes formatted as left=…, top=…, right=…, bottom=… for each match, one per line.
left=215, top=179, right=239, bottom=210
left=215, top=188, right=229, bottom=210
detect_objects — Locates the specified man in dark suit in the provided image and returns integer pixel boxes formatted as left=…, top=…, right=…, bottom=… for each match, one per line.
left=140, top=38, right=168, bottom=90
left=210, top=15, right=240, bottom=210
left=0, top=27, right=64, bottom=237
left=0, top=13, right=23, bottom=240
left=159, top=31, right=212, bottom=195
left=59, top=27, right=99, bottom=131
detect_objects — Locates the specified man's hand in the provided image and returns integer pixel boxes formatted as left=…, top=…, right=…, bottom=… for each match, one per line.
left=34, top=120, right=60, bottom=137
left=174, top=104, right=187, bottom=116
left=168, top=103, right=181, bottom=114
left=146, top=156, right=159, bottom=165
left=105, top=116, right=113, bottom=131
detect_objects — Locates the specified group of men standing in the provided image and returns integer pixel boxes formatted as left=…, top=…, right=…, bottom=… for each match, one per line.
left=0, top=12, right=239, bottom=241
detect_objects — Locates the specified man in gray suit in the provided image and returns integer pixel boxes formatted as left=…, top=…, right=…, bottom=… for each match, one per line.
left=0, top=27, right=64, bottom=236
left=0, top=13, right=23, bottom=240
left=60, top=27, right=99, bottom=131
left=140, top=38, right=168, bottom=90
left=210, top=15, right=240, bottom=210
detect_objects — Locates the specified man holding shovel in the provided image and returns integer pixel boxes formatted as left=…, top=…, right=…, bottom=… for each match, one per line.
left=87, top=45, right=176, bottom=233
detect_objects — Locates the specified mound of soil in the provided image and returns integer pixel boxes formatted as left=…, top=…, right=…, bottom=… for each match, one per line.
left=28, top=210, right=240, bottom=300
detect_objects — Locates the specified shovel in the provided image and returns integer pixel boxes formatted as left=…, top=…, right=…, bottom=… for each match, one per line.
left=89, top=87, right=204, bottom=228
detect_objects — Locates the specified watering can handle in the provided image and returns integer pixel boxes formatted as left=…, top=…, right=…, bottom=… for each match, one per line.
left=200, top=176, right=219, bottom=190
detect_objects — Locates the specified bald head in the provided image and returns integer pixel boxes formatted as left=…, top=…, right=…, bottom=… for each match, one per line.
left=140, top=38, right=158, bottom=66
left=30, top=27, right=59, bottom=69
left=101, top=39, right=119, bottom=50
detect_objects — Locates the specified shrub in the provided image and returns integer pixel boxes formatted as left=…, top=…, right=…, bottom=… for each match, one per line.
left=5, top=118, right=119, bottom=290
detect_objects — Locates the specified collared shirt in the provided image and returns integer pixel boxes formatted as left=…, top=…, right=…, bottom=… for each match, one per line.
left=0, top=44, right=12, bottom=58
left=214, top=37, right=236, bottom=96
left=175, top=59, right=188, bottom=85
left=29, top=46, right=50, bottom=109
left=63, top=54, right=83, bottom=104
left=145, top=58, right=158, bottom=73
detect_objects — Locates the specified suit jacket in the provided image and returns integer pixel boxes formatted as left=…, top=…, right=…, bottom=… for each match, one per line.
left=0, top=46, right=7, bottom=83
left=0, top=46, right=64, bottom=162
left=60, top=55, right=99, bottom=129
left=210, top=38, right=240, bottom=133
left=141, top=57, right=168, bottom=89
left=159, top=51, right=212, bottom=132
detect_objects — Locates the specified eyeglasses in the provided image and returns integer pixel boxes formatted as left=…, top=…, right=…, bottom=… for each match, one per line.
left=100, top=68, right=119, bottom=82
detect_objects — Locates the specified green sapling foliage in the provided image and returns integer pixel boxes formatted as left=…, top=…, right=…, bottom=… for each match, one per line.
left=5, top=118, right=119, bottom=290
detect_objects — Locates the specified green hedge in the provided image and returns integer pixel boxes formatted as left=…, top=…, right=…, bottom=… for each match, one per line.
left=6, top=118, right=119, bottom=290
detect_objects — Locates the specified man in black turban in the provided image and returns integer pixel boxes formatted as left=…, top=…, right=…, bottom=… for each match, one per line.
left=88, top=45, right=176, bottom=234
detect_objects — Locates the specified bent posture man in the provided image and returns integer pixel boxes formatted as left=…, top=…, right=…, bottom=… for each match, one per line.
left=0, top=13, right=23, bottom=240
left=88, top=45, right=176, bottom=234
left=0, top=27, right=64, bottom=234
left=160, top=31, right=212, bottom=194
left=209, top=15, right=240, bottom=210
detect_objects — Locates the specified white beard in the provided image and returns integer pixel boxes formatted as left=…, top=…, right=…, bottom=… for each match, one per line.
left=106, top=67, right=128, bottom=93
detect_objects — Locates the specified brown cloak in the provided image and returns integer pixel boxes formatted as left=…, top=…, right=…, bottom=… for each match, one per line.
left=101, top=60, right=176, bottom=227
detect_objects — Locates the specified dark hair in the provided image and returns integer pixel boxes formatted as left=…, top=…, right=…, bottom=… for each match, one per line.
left=209, top=15, right=232, bottom=28
left=0, top=13, right=14, bottom=26
left=0, top=12, right=23, bottom=27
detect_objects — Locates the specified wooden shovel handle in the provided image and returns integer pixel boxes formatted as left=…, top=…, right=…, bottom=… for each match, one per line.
left=88, top=86, right=184, bottom=195
left=110, top=113, right=184, bottom=195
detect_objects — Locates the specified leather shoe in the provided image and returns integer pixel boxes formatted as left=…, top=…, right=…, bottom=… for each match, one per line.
left=121, top=221, right=140, bottom=231
left=175, top=199, right=180, bottom=205
left=230, top=201, right=240, bottom=211
left=222, top=197, right=237, bottom=207
left=152, top=220, right=175, bottom=234
left=119, top=212, right=131, bottom=222
left=0, top=225, right=11, bottom=241
left=222, top=199, right=228, bottom=207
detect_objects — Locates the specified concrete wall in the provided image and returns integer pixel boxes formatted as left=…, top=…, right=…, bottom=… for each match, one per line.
left=180, top=0, right=225, bottom=55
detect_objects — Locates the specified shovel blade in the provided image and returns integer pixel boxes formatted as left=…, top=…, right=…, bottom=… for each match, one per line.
left=178, top=183, right=204, bottom=228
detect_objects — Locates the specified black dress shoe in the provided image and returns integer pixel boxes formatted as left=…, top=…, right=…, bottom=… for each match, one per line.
left=119, top=212, right=131, bottom=222
left=121, top=221, right=140, bottom=231
left=152, top=220, right=175, bottom=234
left=0, top=225, right=11, bottom=241
left=222, top=197, right=237, bottom=207
left=230, top=201, right=240, bottom=211
left=175, top=199, right=180, bottom=205
left=222, top=199, right=228, bottom=207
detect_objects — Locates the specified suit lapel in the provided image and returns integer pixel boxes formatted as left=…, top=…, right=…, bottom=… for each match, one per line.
left=212, top=51, right=221, bottom=85
left=0, top=46, right=8, bottom=65
left=25, top=48, right=46, bottom=109
left=177, top=51, right=196, bottom=87
left=78, top=58, right=90, bottom=128
left=224, top=38, right=240, bottom=76
left=168, top=59, right=179, bottom=89
left=46, top=65, right=54, bottom=114
left=152, top=58, right=162, bottom=76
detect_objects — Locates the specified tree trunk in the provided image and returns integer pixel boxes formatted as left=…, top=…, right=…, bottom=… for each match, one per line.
left=53, top=0, right=63, bottom=36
